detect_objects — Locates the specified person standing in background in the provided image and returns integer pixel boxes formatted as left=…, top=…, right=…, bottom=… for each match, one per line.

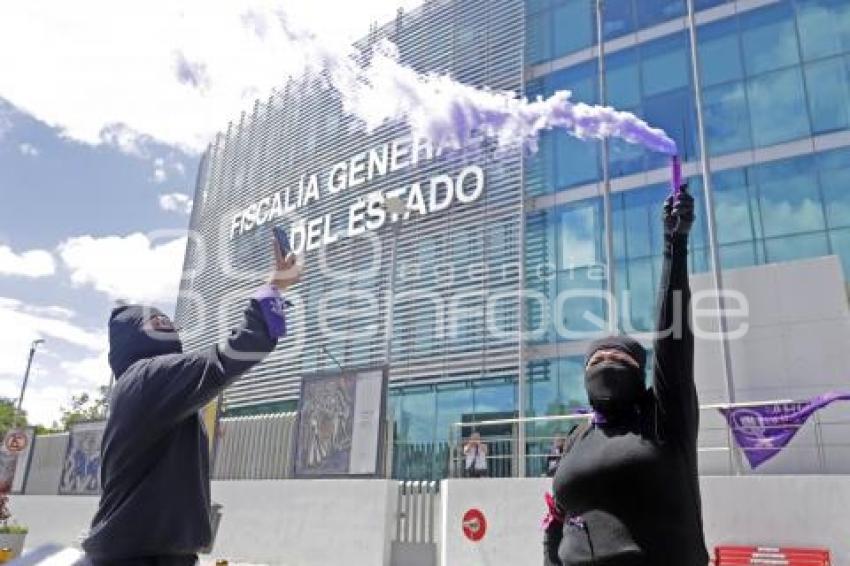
left=545, top=437, right=566, bottom=478
left=463, top=431, right=489, bottom=478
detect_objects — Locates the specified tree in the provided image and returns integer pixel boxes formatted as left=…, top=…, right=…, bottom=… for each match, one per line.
left=0, top=399, right=27, bottom=438
left=59, top=386, right=109, bottom=430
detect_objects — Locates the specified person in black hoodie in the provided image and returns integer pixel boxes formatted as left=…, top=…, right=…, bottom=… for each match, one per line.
left=82, top=240, right=300, bottom=566
left=543, top=185, right=709, bottom=566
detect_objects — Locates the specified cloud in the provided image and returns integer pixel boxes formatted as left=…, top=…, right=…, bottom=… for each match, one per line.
left=58, top=232, right=188, bottom=304
left=0, top=1, right=426, bottom=154
left=18, top=142, right=39, bottom=157
left=0, top=101, right=12, bottom=140
left=0, top=298, right=109, bottom=426
left=60, top=351, right=111, bottom=389
left=159, top=192, right=194, bottom=215
left=153, top=157, right=168, bottom=183
left=0, top=244, right=56, bottom=277
left=98, top=123, right=157, bottom=158
left=0, top=297, right=105, bottom=374
left=174, top=51, right=211, bottom=92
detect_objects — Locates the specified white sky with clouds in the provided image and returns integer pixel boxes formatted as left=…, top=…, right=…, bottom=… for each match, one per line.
left=0, top=0, right=425, bottom=153
left=0, top=0, right=424, bottom=426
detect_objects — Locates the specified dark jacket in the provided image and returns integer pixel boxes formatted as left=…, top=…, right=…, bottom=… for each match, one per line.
left=83, top=293, right=280, bottom=563
left=544, top=233, right=708, bottom=566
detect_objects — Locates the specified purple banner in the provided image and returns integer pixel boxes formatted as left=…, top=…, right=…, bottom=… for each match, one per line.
left=720, top=392, right=850, bottom=469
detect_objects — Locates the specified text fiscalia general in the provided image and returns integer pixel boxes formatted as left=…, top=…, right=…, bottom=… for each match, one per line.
left=229, top=137, right=486, bottom=253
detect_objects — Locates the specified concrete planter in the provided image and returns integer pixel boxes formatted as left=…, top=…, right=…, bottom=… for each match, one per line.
left=0, top=531, right=27, bottom=559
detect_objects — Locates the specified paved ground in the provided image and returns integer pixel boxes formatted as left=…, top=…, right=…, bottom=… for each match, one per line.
left=200, top=560, right=267, bottom=566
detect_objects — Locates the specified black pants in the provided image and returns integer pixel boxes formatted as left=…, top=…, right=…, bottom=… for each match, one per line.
left=465, top=467, right=488, bottom=478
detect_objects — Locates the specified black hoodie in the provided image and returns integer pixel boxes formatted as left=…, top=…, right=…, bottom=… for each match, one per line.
left=83, top=289, right=282, bottom=563
left=544, top=234, right=708, bottom=566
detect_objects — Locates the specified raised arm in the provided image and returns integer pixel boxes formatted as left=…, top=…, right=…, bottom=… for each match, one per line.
left=138, top=286, right=286, bottom=425
left=122, top=240, right=301, bottom=433
left=652, top=185, right=698, bottom=446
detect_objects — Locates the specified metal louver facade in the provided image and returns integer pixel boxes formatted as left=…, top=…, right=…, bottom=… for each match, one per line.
left=175, top=0, right=525, bottom=413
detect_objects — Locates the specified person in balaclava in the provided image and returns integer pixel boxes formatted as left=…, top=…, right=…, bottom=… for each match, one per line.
left=82, top=240, right=300, bottom=566
left=543, top=185, right=708, bottom=566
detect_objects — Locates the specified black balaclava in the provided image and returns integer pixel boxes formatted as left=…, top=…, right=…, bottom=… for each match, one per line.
left=584, top=335, right=647, bottom=417
left=108, top=305, right=182, bottom=378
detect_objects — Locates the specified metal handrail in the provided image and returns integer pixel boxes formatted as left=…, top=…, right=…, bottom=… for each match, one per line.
left=449, top=398, right=800, bottom=431
left=444, top=398, right=850, bottom=478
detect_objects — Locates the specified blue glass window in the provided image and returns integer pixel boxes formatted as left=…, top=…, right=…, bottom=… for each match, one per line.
left=395, top=386, right=435, bottom=444
left=602, top=0, right=635, bottom=40
left=551, top=199, right=609, bottom=340
left=556, top=357, right=587, bottom=406
left=555, top=269, right=608, bottom=338
left=698, top=18, right=744, bottom=87
left=435, top=384, right=473, bottom=442
left=747, top=67, right=810, bottom=147
left=473, top=378, right=517, bottom=414
left=527, top=0, right=550, bottom=14
left=712, top=169, right=761, bottom=245
left=546, top=63, right=600, bottom=190
left=719, top=242, right=759, bottom=269
left=548, top=61, right=598, bottom=102
left=765, top=233, right=830, bottom=263
left=641, top=33, right=691, bottom=97
left=740, top=3, right=800, bottom=76
left=528, top=360, right=558, bottom=417
left=702, top=81, right=752, bottom=155
left=643, top=88, right=698, bottom=169
left=609, top=130, right=646, bottom=177
left=695, top=0, right=728, bottom=8
left=526, top=131, right=555, bottom=197
left=818, top=148, right=850, bottom=229
left=605, top=49, right=641, bottom=109
left=527, top=11, right=552, bottom=64
left=804, top=56, right=850, bottom=134
left=552, top=0, right=595, bottom=58
left=795, top=0, right=850, bottom=61
left=559, top=200, right=605, bottom=268
left=755, top=156, right=825, bottom=238
left=637, top=0, right=685, bottom=29
left=556, top=133, right=600, bottom=189
left=621, top=189, right=657, bottom=259
left=624, top=257, right=656, bottom=332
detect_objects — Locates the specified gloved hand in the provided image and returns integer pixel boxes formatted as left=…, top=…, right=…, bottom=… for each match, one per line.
left=663, top=184, right=694, bottom=237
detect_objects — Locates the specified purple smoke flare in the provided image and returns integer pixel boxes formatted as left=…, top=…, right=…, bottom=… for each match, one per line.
left=671, top=155, right=682, bottom=195
left=277, top=18, right=678, bottom=156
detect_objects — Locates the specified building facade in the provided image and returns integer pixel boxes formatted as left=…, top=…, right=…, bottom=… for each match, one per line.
left=176, top=0, right=850, bottom=479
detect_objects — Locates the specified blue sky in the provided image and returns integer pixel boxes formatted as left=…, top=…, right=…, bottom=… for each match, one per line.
left=0, top=98, right=200, bottom=425
left=0, top=0, right=424, bottom=426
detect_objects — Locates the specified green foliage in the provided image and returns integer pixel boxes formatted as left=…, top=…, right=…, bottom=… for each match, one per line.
left=0, top=524, right=27, bottom=534
left=33, top=423, right=63, bottom=435
left=59, top=385, right=109, bottom=430
left=0, top=399, right=27, bottom=439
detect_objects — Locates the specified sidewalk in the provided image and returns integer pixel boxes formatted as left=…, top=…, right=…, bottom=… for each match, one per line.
left=199, top=560, right=267, bottom=566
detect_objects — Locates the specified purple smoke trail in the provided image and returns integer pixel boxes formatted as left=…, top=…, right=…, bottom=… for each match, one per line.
left=277, top=17, right=677, bottom=156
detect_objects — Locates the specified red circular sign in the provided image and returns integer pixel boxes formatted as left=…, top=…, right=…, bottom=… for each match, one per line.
left=4, top=431, right=27, bottom=453
left=462, top=508, right=487, bottom=542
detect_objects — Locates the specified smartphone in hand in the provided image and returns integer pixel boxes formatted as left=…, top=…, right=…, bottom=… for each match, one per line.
left=273, top=225, right=292, bottom=257
left=272, top=226, right=295, bottom=307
